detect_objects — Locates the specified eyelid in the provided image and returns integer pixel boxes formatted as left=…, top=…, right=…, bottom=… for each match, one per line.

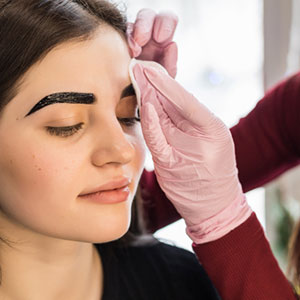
left=45, top=122, right=84, bottom=137
left=45, top=116, right=141, bottom=138
left=46, top=115, right=78, bottom=124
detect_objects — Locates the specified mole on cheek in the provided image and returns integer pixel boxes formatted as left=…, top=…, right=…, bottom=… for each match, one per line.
left=34, top=164, right=42, bottom=171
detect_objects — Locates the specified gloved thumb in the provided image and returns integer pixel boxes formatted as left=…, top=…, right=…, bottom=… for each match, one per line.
left=130, top=60, right=221, bottom=134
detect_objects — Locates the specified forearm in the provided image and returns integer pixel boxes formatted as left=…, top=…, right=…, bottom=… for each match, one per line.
left=232, top=72, right=300, bottom=192
left=193, top=213, right=297, bottom=300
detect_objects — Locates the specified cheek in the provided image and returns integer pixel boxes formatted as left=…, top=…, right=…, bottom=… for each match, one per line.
left=130, top=127, right=147, bottom=183
left=118, top=126, right=146, bottom=199
left=0, top=137, right=82, bottom=226
left=0, top=124, right=146, bottom=242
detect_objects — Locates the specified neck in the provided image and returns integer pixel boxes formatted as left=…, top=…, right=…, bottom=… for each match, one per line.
left=0, top=239, right=102, bottom=300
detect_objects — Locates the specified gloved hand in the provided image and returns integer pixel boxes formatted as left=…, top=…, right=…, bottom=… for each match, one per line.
left=130, top=61, right=252, bottom=244
left=127, top=8, right=178, bottom=78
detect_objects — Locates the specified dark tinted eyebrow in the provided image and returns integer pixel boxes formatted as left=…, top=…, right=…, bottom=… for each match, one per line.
left=121, top=84, right=136, bottom=98
left=25, top=84, right=136, bottom=117
left=25, top=92, right=95, bottom=117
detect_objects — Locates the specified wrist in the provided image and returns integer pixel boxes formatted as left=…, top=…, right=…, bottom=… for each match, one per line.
left=185, top=193, right=253, bottom=244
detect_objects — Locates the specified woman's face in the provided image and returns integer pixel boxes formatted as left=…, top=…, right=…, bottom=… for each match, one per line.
left=0, top=26, right=146, bottom=244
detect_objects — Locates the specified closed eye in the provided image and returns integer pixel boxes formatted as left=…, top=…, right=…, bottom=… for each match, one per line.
left=45, top=112, right=140, bottom=138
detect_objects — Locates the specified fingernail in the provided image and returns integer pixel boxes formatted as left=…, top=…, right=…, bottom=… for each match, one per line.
left=127, top=36, right=142, bottom=57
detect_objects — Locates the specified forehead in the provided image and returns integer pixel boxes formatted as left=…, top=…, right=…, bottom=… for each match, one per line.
left=14, top=26, right=131, bottom=109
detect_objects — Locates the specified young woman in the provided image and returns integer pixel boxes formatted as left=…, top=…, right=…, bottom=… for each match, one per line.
left=0, top=1, right=222, bottom=299
left=128, top=9, right=300, bottom=299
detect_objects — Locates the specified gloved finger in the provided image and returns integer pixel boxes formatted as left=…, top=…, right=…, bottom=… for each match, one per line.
left=153, top=11, right=179, bottom=44
left=133, top=63, right=208, bottom=134
left=140, top=100, right=173, bottom=165
left=129, top=58, right=168, bottom=107
left=160, top=42, right=178, bottom=78
left=142, top=66, right=219, bottom=132
left=133, top=63, right=198, bottom=146
left=156, top=92, right=202, bottom=137
left=132, top=8, right=156, bottom=46
left=132, top=62, right=196, bottom=135
left=133, top=63, right=173, bottom=127
left=126, top=22, right=142, bottom=57
left=141, top=100, right=189, bottom=166
left=132, top=63, right=176, bottom=129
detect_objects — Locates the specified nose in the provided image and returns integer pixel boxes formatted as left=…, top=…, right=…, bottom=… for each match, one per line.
left=91, top=117, right=135, bottom=167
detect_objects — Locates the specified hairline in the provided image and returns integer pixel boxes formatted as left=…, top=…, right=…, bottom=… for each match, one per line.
left=4, top=22, right=128, bottom=116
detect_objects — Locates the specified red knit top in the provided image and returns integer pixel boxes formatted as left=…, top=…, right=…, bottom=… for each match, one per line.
left=140, top=72, right=300, bottom=299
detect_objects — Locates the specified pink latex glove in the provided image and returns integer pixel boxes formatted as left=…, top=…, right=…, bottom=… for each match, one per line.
left=130, top=62, right=252, bottom=244
left=127, top=8, right=178, bottom=78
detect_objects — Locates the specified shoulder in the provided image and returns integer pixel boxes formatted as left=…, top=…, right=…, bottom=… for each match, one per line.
left=97, top=238, right=221, bottom=300
left=112, top=237, right=203, bottom=269
left=128, top=238, right=204, bottom=272
left=132, top=240, right=219, bottom=291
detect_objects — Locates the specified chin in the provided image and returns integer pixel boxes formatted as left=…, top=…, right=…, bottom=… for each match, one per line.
left=83, top=205, right=132, bottom=244
left=101, top=217, right=131, bottom=243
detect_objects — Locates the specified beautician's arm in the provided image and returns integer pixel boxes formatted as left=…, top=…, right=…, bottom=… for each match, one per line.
left=193, top=212, right=297, bottom=300
left=140, top=72, right=300, bottom=233
left=232, top=72, right=300, bottom=191
left=128, top=10, right=300, bottom=232
left=132, top=62, right=298, bottom=300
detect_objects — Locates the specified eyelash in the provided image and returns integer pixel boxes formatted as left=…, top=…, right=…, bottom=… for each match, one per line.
left=45, top=117, right=141, bottom=138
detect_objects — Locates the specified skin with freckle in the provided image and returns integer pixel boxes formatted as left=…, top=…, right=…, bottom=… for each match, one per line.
left=0, top=0, right=151, bottom=298
left=0, top=25, right=146, bottom=246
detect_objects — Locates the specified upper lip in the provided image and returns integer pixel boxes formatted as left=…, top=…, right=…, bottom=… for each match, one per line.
left=79, top=177, right=131, bottom=196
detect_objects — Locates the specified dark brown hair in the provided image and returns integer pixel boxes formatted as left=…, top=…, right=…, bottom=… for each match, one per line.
left=0, top=0, right=128, bottom=113
left=0, top=0, right=157, bottom=284
left=288, top=220, right=300, bottom=295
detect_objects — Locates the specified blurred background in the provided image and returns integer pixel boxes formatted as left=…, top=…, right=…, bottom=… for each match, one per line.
left=121, top=0, right=300, bottom=273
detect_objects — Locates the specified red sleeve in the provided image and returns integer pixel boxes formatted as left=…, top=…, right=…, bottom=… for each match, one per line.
left=141, top=72, right=300, bottom=232
left=232, top=72, right=300, bottom=192
left=139, top=169, right=181, bottom=233
left=192, top=213, right=297, bottom=300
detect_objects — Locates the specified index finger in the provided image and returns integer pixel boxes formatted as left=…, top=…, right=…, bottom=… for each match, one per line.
left=133, top=8, right=156, bottom=46
left=153, top=11, right=178, bottom=44
left=142, top=66, right=217, bottom=130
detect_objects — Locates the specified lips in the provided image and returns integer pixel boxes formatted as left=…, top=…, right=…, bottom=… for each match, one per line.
left=79, top=177, right=131, bottom=196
